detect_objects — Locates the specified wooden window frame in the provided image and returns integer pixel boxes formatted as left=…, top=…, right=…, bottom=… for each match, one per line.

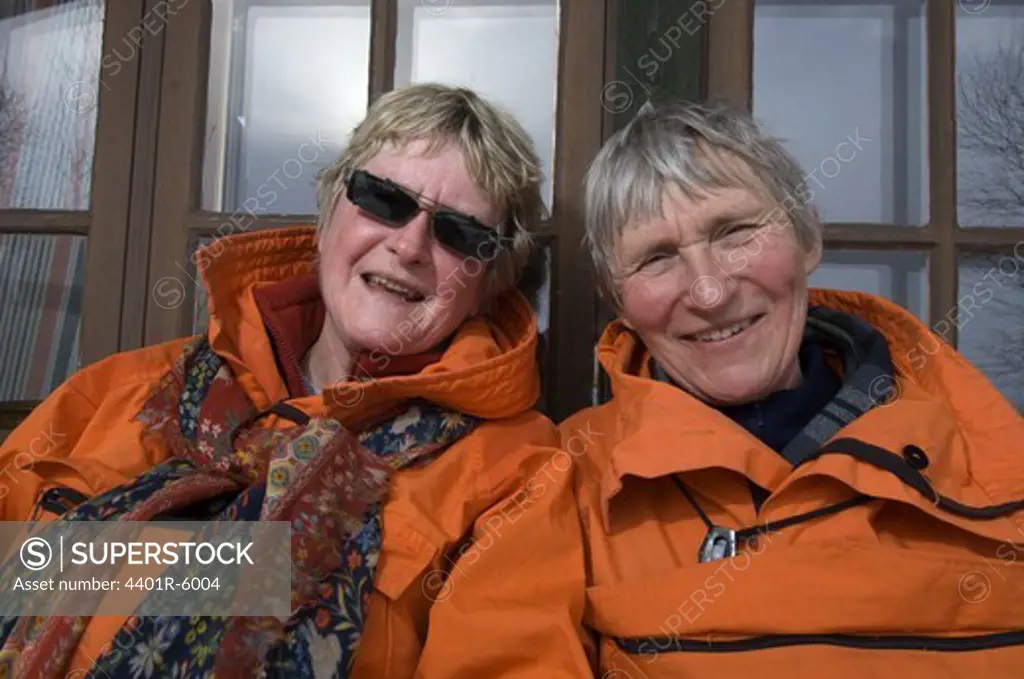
left=140, top=0, right=611, bottom=423
left=707, top=0, right=1024, bottom=347
left=0, top=0, right=152, bottom=430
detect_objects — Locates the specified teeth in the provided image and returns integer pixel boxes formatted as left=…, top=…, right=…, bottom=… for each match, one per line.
left=691, top=318, right=755, bottom=342
left=366, top=274, right=424, bottom=302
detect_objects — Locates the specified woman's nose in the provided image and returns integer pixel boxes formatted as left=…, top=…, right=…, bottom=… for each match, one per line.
left=680, top=248, right=736, bottom=311
left=387, top=211, right=433, bottom=266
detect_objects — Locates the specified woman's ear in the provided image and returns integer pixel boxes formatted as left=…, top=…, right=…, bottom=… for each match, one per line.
left=617, top=302, right=635, bottom=330
left=598, top=285, right=630, bottom=329
left=803, top=208, right=824, bottom=276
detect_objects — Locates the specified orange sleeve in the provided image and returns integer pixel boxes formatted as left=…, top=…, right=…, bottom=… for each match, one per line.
left=414, top=442, right=595, bottom=678
left=0, top=377, right=99, bottom=522
left=0, top=343, right=182, bottom=523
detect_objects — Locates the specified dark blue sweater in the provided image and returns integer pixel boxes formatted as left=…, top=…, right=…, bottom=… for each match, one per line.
left=653, top=341, right=843, bottom=509
left=717, top=342, right=842, bottom=510
left=717, top=342, right=842, bottom=455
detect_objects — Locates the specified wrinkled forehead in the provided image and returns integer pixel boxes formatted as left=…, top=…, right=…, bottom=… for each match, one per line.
left=362, top=138, right=502, bottom=224
left=618, top=143, right=772, bottom=226
left=617, top=148, right=777, bottom=240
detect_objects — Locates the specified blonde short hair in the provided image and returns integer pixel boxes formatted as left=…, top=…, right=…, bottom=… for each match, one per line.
left=316, top=83, right=546, bottom=307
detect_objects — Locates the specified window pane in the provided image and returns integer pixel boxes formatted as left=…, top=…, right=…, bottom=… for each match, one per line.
left=202, top=1, right=368, bottom=216
left=513, top=241, right=551, bottom=407
left=393, top=0, right=559, bottom=208
left=809, top=249, right=929, bottom=321
left=0, top=234, right=85, bottom=401
left=753, top=0, right=928, bottom=225
left=956, top=1, right=1024, bottom=227
left=0, top=1, right=104, bottom=210
left=518, top=243, right=551, bottom=337
left=957, top=252, right=1024, bottom=408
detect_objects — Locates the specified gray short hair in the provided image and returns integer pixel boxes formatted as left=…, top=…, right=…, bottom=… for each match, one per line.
left=583, top=99, right=821, bottom=308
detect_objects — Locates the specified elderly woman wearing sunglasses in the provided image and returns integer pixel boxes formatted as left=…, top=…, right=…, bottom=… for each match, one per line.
left=0, top=84, right=590, bottom=678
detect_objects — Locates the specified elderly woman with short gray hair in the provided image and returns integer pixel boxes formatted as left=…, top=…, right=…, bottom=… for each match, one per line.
left=561, top=100, right=1024, bottom=678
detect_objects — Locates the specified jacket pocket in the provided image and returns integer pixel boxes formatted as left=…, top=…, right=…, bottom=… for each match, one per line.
left=350, top=515, right=442, bottom=679
left=374, top=511, right=441, bottom=602
left=586, top=543, right=1024, bottom=658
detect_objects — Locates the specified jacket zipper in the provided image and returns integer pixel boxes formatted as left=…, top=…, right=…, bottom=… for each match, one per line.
left=615, top=630, right=1024, bottom=654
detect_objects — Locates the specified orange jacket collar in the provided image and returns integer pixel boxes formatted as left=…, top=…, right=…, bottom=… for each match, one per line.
left=196, top=225, right=542, bottom=423
left=594, top=288, right=1024, bottom=530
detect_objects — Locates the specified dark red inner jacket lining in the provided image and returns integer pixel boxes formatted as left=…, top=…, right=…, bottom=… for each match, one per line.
left=251, top=273, right=443, bottom=397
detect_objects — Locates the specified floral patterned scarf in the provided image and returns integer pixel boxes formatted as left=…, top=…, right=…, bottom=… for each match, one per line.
left=0, top=337, right=478, bottom=679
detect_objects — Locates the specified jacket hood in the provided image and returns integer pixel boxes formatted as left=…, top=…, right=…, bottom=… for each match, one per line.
left=590, top=287, right=1024, bottom=541
left=195, top=225, right=542, bottom=423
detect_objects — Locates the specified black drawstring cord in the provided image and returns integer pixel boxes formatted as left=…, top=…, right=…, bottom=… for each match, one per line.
left=672, top=475, right=874, bottom=549
left=672, top=476, right=715, bottom=531
left=737, top=493, right=873, bottom=542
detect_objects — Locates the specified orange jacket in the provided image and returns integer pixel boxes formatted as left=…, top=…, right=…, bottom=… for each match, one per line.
left=0, top=226, right=591, bottom=678
left=561, top=288, right=1024, bottom=678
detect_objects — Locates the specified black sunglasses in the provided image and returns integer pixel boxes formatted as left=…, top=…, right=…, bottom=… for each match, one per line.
left=345, top=169, right=514, bottom=260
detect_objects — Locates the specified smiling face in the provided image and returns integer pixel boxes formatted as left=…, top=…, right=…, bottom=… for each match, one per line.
left=317, top=138, right=502, bottom=357
left=614, top=182, right=822, bottom=406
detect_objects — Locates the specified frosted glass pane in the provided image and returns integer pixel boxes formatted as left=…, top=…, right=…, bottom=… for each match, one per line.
left=518, top=244, right=551, bottom=336
left=753, top=0, right=928, bottom=225
left=957, top=253, right=1024, bottom=408
left=809, top=249, right=928, bottom=321
left=202, top=2, right=369, bottom=215
left=519, top=243, right=551, bottom=411
left=0, top=1, right=104, bottom=210
left=0, top=234, right=85, bottom=400
left=956, top=1, right=1024, bottom=227
left=393, top=0, right=558, bottom=209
